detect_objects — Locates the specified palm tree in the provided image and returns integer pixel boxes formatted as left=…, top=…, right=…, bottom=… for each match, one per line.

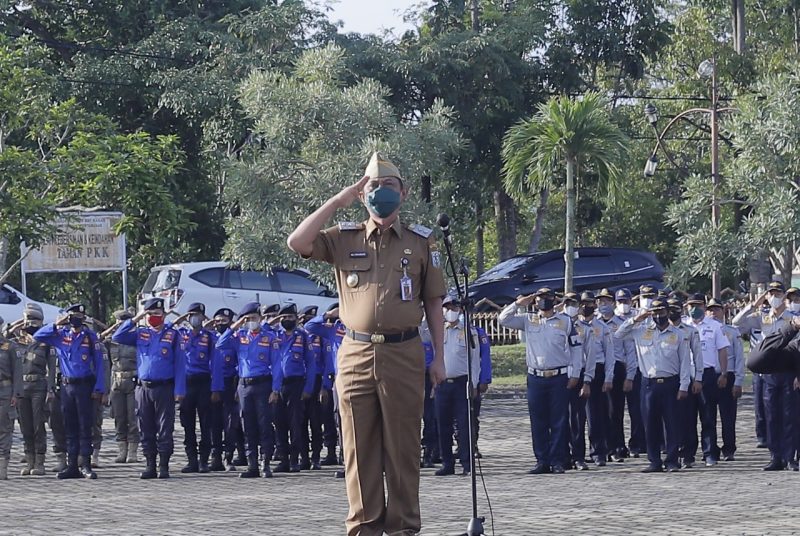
left=502, top=92, right=628, bottom=291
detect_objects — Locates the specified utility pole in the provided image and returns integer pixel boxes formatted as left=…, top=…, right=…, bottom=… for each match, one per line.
left=471, top=0, right=480, bottom=32
left=732, top=0, right=746, bottom=54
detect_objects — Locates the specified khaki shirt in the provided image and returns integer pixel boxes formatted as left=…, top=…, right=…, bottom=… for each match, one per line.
left=306, top=218, right=447, bottom=333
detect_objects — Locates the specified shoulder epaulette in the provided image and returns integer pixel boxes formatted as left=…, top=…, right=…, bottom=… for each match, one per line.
left=338, top=222, right=363, bottom=231
left=407, top=223, right=433, bottom=239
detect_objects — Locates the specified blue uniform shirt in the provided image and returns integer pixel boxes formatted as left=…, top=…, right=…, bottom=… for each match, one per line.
left=275, top=327, right=316, bottom=394
left=475, top=326, right=492, bottom=385
left=179, top=327, right=214, bottom=376
left=304, top=315, right=346, bottom=390
left=210, top=331, right=239, bottom=392
left=215, top=327, right=282, bottom=392
left=35, top=324, right=105, bottom=394
left=423, top=340, right=434, bottom=368
left=111, top=319, right=185, bottom=397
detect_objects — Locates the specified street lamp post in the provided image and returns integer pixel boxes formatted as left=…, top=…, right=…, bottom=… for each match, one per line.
left=644, top=59, right=733, bottom=298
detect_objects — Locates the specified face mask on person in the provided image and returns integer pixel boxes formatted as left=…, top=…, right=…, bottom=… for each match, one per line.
left=598, top=304, right=614, bottom=316
left=790, top=302, right=800, bottom=313
left=668, top=309, right=682, bottom=322
left=768, top=295, right=784, bottom=309
left=653, top=314, right=669, bottom=328
left=444, top=309, right=460, bottom=323
left=580, top=305, right=596, bottom=317
left=564, top=305, right=579, bottom=317
left=246, top=320, right=260, bottom=332
left=69, top=316, right=84, bottom=329
left=366, top=186, right=401, bottom=218
left=215, top=323, right=229, bottom=334
left=281, top=319, right=297, bottom=331
left=689, top=306, right=705, bottom=320
left=640, top=298, right=653, bottom=310
left=189, top=315, right=203, bottom=329
left=616, top=303, right=631, bottom=315
left=25, top=325, right=40, bottom=335
left=147, top=315, right=164, bottom=328
left=536, top=297, right=555, bottom=311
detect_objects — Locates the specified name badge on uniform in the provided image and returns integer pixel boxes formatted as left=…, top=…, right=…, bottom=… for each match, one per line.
left=400, top=258, right=412, bottom=301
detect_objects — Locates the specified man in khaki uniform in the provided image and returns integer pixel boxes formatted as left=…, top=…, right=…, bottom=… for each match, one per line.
left=288, top=152, right=447, bottom=536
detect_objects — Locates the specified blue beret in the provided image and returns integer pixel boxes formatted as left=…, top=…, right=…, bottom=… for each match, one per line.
left=260, top=303, right=280, bottom=316
left=300, top=305, right=318, bottom=317
left=66, top=303, right=85, bottom=314
left=143, top=298, right=164, bottom=311
left=615, top=289, right=632, bottom=300
left=186, top=302, right=205, bottom=315
left=213, top=308, right=234, bottom=320
left=279, top=303, right=297, bottom=316
left=239, top=302, right=260, bottom=317
left=327, top=302, right=339, bottom=312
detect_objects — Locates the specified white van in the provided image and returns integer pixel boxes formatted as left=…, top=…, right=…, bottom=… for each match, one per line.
left=138, top=262, right=338, bottom=317
left=0, top=283, right=63, bottom=325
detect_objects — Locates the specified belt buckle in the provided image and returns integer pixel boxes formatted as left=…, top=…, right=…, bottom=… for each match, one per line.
left=542, top=370, right=555, bottom=378
left=371, top=334, right=385, bottom=344
left=656, top=378, right=665, bottom=384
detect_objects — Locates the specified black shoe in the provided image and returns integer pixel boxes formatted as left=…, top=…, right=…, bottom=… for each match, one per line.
left=181, top=462, right=199, bottom=474
left=320, top=452, right=338, bottom=466
left=641, top=464, right=664, bottom=473
left=461, top=467, right=471, bottom=476
left=789, top=462, right=799, bottom=472
left=81, top=463, right=97, bottom=480
left=261, top=462, right=273, bottom=478
left=682, top=461, right=694, bottom=469
left=311, top=461, right=321, bottom=470
left=595, top=459, right=607, bottom=467
left=240, top=465, right=260, bottom=478
left=575, top=460, right=589, bottom=471
left=630, top=450, right=641, bottom=458
left=722, top=454, right=735, bottom=462
left=610, top=453, right=624, bottom=462
left=158, top=454, right=170, bottom=479
left=273, top=461, right=291, bottom=473
left=198, top=461, right=210, bottom=474
left=299, top=459, right=311, bottom=471
left=551, top=465, right=565, bottom=474
left=666, top=464, right=680, bottom=473
left=435, top=465, right=455, bottom=476
left=763, top=459, right=785, bottom=471
left=140, top=461, right=158, bottom=480
left=209, top=454, right=225, bottom=472
left=289, top=464, right=301, bottom=473
left=756, top=441, right=768, bottom=449
left=57, top=465, right=82, bottom=480
left=335, top=469, right=345, bottom=479
left=527, top=464, right=551, bottom=475
left=232, top=455, right=248, bottom=466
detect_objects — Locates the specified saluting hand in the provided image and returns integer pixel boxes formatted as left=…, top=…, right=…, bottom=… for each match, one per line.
left=515, top=295, right=535, bottom=307
left=333, top=175, right=371, bottom=209
left=633, top=311, right=651, bottom=323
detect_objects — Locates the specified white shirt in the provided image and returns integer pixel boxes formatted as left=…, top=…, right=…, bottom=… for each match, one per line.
left=684, top=317, right=729, bottom=371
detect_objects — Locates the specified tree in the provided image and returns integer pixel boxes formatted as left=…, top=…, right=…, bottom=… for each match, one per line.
left=502, top=92, right=627, bottom=291
left=223, top=45, right=463, bottom=280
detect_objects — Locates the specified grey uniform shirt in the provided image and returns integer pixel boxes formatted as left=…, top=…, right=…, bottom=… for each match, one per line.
left=675, top=322, right=704, bottom=380
left=720, top=323, right=745, bottom=387
left=615, top=318, right=692, bottom=391
left=498, top=304, right=582, bottom=378
left=600, top=314, right=638, bottom=381
left=732, top=305, right=792, bottom=351
left=576, top=317, right=614, bottom=383
left=443, top=323, right=481, bottom=387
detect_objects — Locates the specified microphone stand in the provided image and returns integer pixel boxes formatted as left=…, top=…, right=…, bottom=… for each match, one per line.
left=438, top=220, right=485, bottom=536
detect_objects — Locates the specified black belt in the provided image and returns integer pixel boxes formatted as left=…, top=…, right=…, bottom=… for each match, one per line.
left=62, top=375, right=95, bottom=386
left=445, top=375, right=468, bottom=384
left=240, top=375, right=271, bottom=387
left=644, top=375, right=678, bottom=384
left=138, top=378, right=174, bottom=388
left=186, top=373, right=211, bottom=384
left=346, top=328, right=419, bottom=344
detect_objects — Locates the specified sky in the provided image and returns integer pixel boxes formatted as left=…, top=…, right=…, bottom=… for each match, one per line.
left=325, top=0, right=422, bottom=36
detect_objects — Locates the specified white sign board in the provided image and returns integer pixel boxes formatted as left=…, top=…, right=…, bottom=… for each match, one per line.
left=21, top=212, right=126, bottom=273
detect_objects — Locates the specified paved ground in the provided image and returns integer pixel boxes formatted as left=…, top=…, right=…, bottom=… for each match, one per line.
left=0, top=392, right=797, bottom=535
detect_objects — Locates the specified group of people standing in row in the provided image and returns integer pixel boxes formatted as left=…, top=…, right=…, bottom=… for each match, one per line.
left=498, top=281, right=800, bottom=474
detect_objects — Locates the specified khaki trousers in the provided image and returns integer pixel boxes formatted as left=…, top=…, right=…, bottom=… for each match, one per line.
left=337, top=337, right=425, bottom=536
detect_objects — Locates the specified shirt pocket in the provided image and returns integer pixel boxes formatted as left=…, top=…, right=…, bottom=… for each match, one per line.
left=158, top=343, right=173, bottom=359
left=342, top=257, right=373, bottom=294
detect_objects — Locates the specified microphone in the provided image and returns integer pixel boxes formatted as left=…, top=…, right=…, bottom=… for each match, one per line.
left=437, top=213, right=451, bottom=243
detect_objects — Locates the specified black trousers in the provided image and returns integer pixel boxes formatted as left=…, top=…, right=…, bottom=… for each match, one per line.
left=179, top=374, right=212, bottom=460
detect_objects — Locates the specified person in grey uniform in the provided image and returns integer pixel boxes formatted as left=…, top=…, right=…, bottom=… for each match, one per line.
left=0, top=316, right=22, bottom=480
left=9, top=303, right=56, bottom=476
left=615, top=298, right=691, bottom=473
left=498, top=287, right=583, bottom=475
left=707, top=299, right=744, bottom=461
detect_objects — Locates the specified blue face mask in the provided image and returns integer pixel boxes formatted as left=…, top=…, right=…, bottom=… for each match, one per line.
left=366, top=186, right=401, bottom=218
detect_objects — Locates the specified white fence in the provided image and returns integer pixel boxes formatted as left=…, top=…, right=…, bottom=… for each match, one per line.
left=472, top=312, right=520, bottom=346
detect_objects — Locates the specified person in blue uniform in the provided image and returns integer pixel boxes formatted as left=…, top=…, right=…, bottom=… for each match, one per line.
left=174, top=302, right=214, bottom=473
left=209, top=308, right=246, bottom=471
left=472, top=325, right=492, bottom=458
left=112, top=298, right=186, bottom=479
left=304, top=303, right=344, bottom=474
left=420, top=319, right=438, bottom=469
left=273, top=304, right=316, bottom=472
left=34, top=304, right=105, bottom=480
left=300, top=305, right=328, bottom=470
left=216, top=302, right=282, bottom=478
left=261, top=304, right=281, bottom=333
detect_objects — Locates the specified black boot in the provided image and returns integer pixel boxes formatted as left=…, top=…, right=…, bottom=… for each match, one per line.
left=140, top=455, right=157, bottom=479
left=421, top=449, right=434, bottom=469
left=158, top=454, right=171, bottom=479
left=57, top=455, right=82, bottom=480
left=80, top=459, right=97, bottom=480
left=232, top=451, right=248, bottom=466
left=763, top=458, right=786, bottom=471
left=209, top=452, right=225, bottom=472
left=320, top=448, right=338, bottom=466
left=261, top=459, right=273, bottom=478
left=240, top=456, right=260, bottom=478
left=311, top=452, right=321, bottom=471
left=198, top=452, right=210, bottom=474
left=300, top=453, right=311, bottom=471
left=273, top=457, right=291, bottom=473
left=181, top=448, right=199, bottom=473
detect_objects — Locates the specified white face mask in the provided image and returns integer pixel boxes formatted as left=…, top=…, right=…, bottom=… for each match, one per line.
left=768, top=296, right=784, bottom=309
left=789, top=302, right=800, bottom=313
left=616, top=303, right=631, bottom=315
left=564, top=305, right=579, bottom=317
left=246, top=320, right=260, bottom=332
left=444, top=310, right=460, bottom=323
left=640, top=298, right=653, bottom=310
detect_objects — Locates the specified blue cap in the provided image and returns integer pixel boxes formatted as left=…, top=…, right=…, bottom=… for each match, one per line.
left=279, top=303, right=297, bottom=316
left=65, top=303, right=86, bottom=314
left=615, top=289, right=632, bottom=300
left=239, top=302, right=260, bottom=317
left=143, top=298, right=165, bottom=312
left=186, top=302, right=205, bottom=315
left=300, top=305, right=318, bottom=317
left=213, top=308, right=234, bottom=320
left=686, top=293, right=706, bottom=305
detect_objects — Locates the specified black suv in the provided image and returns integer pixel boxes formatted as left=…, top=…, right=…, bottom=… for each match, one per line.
left=467, top=248, right=664, bottom=310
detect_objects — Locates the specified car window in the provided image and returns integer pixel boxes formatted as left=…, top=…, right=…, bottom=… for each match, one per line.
left=276, top=271, right=328, bottom=295
left=189, top=268, right=224, bottom=288
left=574, top=255, right=616, bottom=278
left=226, top=269, right=242, bottom=289
left=0, top=286, right=21, bottom=305
left=239, top=270, right=274, bottom=291
left=477, top=255, right=539, bottom=282
left=528, top=259, right=563, bottom=280
left=145, top=269, right=181, bottom=293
